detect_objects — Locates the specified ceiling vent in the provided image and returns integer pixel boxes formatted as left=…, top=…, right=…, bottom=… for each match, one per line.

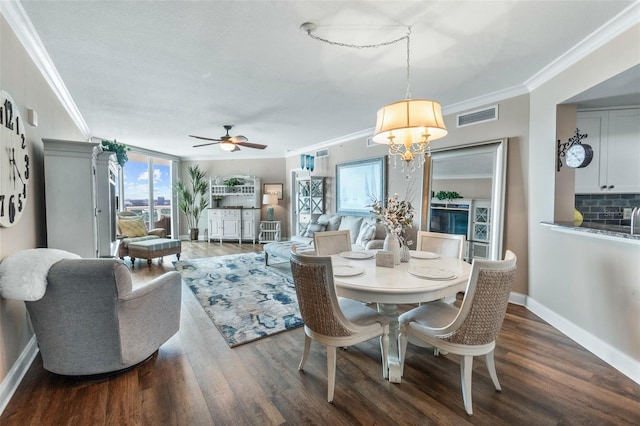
left=316, top=148, right=329, bottom=158
left=457, top=105, right=498, bottom=128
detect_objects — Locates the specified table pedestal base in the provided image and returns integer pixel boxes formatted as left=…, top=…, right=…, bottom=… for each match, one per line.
left=378, top=303, right=402, bottom=383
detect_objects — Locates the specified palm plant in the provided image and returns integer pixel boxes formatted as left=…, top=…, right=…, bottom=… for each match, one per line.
left=175, top=165, right=209, bottom=240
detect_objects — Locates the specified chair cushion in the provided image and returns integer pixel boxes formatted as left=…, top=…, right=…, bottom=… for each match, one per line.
left=338, top=216, right=364, bottom=243
left=339, top=297, right=389, bottom=327
left=118, top=217, right=148, bottom=237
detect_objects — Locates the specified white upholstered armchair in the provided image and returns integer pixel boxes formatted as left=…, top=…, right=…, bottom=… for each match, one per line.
left=25, top=258, right=181, bottom=376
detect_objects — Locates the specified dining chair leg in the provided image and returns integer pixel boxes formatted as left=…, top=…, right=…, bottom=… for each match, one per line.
left=380, top=331, right=389, bottom=379
left=327, top=346, right=337, bottom=403
left=485, top=350, right=501, bottom=391
left=299, top=334, right=311, bottom=370
left=460, top=355, right=474, bottom=415
left=398, top=330, right=408, bottom=376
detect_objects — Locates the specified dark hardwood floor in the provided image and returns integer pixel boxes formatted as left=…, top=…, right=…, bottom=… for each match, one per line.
left=2, top=241, right=639, bottom=425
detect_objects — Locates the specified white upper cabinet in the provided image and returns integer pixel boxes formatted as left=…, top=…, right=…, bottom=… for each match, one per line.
left=575, top=108, right=640, bottom=194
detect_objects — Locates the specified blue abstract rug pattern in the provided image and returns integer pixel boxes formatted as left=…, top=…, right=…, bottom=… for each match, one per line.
left=174, top=252, right=302, bottom=347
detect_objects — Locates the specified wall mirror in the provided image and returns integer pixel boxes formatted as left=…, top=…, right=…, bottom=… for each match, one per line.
left=426, top=138, right=508, bottom=260
left=336, top=156, right=387, bottom=216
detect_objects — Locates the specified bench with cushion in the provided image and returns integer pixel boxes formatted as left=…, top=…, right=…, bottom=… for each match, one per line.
left=127, top=238, right=182, bottom=267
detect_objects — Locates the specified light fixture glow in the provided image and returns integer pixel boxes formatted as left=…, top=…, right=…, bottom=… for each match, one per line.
left=371, top=28, right=448, bottom=171
left=220, top=140, right=236, bottom=151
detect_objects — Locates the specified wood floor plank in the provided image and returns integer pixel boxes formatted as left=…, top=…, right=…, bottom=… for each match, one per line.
left=2, top=241, right=638, bottom=425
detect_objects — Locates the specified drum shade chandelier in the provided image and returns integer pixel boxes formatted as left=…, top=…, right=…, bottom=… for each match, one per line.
left=301, top=23, right=447, bottom=171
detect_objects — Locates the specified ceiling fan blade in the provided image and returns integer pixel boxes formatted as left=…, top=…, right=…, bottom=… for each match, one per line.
left=235, top=141, right=267, bottom=150
left=189, top=135, right=222, bottom=142
left=230, top=135, right=248, bottom=143
left=232, top=145, right=241, bottom=152
left=193, top=142, right=221, bottom=148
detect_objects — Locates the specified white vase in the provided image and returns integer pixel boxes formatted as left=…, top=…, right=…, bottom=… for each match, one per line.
left=383, top=232, right=401, bottom=265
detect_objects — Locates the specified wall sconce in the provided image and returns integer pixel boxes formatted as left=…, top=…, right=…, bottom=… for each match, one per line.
left=300, top=154, right=315, bottom=172
left=263, top=194, right=278, bottom=221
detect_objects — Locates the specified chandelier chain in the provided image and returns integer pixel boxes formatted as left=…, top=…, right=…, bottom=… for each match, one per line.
left=304, top=26, right=413, bottom=99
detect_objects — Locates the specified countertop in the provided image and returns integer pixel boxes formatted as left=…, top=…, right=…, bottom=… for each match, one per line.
left=541, top=221, right=640, bottom=242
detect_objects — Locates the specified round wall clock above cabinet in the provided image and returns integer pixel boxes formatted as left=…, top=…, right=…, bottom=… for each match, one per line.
left=565, top=143, right=593, bottom=169
left=0, top=90, right=30, bottom=227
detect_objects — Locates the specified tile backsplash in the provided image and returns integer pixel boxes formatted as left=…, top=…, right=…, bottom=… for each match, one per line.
left=575, top=193, right=640, bottom=225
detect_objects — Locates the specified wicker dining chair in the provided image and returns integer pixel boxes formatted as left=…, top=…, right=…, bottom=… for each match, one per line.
left=416, top=231, right=466, bottom=259
left=398, top=250, right=517, bottom=415
left=313, top=230, right=352, bottom=256
left=289, top=249, right=389, bottom=402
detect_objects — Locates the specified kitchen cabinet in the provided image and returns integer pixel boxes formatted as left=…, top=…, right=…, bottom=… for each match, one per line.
left=576, top=108, right=640, bottom=194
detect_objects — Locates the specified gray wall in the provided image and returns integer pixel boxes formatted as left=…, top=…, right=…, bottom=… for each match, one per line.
left=0, top=14, right=86, bottom=387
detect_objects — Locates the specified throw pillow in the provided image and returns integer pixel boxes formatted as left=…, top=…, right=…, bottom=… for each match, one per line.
left=326, top=215, right=342, bottom=231
left=303, top=222, right=327, bottom=238
left=118, top=217, right=148, bottom=238
left=356, top=222, right=377, bottom=247
left=338, top=216, right=364, bottom=243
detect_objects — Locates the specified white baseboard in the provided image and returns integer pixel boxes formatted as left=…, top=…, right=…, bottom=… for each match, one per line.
left=509, top=291, right=527, bottom=306
left=525, top=296, right=640, bottom=386
left=0, top=336, right=38, bottom=416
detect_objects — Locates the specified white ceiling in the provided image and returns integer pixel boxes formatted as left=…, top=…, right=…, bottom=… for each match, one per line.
left=13, top=0, right=640, bottom=160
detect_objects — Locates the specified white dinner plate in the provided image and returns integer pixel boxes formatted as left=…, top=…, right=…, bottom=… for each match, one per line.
left=333, top=265, right=365, bottom=277
left=339, top=251, right=374, bottom=260
left=407, top=266, right=456, bottom=280
left=410, top=250, right=441, bottom=259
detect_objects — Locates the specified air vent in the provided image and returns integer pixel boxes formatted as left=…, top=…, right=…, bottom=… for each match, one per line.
left=457, top=105, right=498, bottom=128
left=316, top=148, right=329, bottom=158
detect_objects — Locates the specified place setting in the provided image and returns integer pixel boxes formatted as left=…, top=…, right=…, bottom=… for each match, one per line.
left=407, top=266, right=457, bottom=280
left=409, top=250, right=441, bottom=260
left=338, top=250, right=375, bottom=260
left=333, top=265, right=366, bottom=277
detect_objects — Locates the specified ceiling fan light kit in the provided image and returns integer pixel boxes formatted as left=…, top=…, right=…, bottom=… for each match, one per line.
left=301, top=22, right=447, bottom=172
left=190, top=124, right=267, bottom=152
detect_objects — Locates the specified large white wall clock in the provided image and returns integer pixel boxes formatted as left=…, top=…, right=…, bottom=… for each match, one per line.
left=0, top=90, right=30, bottom=227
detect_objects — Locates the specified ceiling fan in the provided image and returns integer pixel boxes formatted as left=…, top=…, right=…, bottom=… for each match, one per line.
left=189, top=125, right=267, bottom=152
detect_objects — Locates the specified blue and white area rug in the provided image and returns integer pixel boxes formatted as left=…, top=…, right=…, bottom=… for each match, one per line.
left=174, top=252, right=302, bottom=347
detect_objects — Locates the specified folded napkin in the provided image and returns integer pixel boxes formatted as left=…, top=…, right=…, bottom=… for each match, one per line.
left=0, top=248, right=81, bottom=301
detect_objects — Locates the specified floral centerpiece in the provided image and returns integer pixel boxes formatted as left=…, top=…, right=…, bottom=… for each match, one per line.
left=370, top=193, right=415, bottom=263
left=370, top=192, right=415, bottom=236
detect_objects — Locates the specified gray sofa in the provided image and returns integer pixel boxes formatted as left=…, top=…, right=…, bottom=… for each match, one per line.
left=25, top=258, right=181, bottom=376
left=293, top=214, right=387, bottom=250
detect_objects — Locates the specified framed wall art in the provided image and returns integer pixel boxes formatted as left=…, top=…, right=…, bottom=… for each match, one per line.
left=263, top=183, right=283, bottom=200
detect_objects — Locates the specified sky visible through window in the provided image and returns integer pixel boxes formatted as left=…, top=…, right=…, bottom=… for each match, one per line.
left=123, top=159, right=171, bottom=203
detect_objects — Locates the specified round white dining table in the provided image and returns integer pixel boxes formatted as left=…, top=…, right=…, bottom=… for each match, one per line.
left=331, top=251, right=472, bottom=383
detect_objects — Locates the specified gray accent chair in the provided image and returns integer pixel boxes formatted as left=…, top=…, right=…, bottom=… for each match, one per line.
left=25, top=258, right=181, bottom=376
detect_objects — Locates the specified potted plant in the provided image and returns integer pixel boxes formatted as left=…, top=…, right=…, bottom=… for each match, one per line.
left=175, top=165, right=210, bottom=241
left=101, top=139, right=130, bottom=167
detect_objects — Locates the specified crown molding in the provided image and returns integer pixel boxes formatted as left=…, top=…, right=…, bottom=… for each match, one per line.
left=284, top=128, right=374, bottom=158
left=0, top=1, right=91, bottom=138
left=525, top=2, right=640, bottom=91
left=442, top=84, right=529, bottom=116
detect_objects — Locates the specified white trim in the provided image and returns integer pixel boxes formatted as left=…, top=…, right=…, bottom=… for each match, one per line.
left=525, top=2, right=640, bottom=91
left=443, top=85, right=528, bottom=117
left=285, top=128, right=374, bottom=157
left=525, top=296, right=640, bottom=386
left=0, top=336, right=38, bottom=416
left=0, top=1, right=91, bottom=138
left=508, top=291, right=527, bottom=306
